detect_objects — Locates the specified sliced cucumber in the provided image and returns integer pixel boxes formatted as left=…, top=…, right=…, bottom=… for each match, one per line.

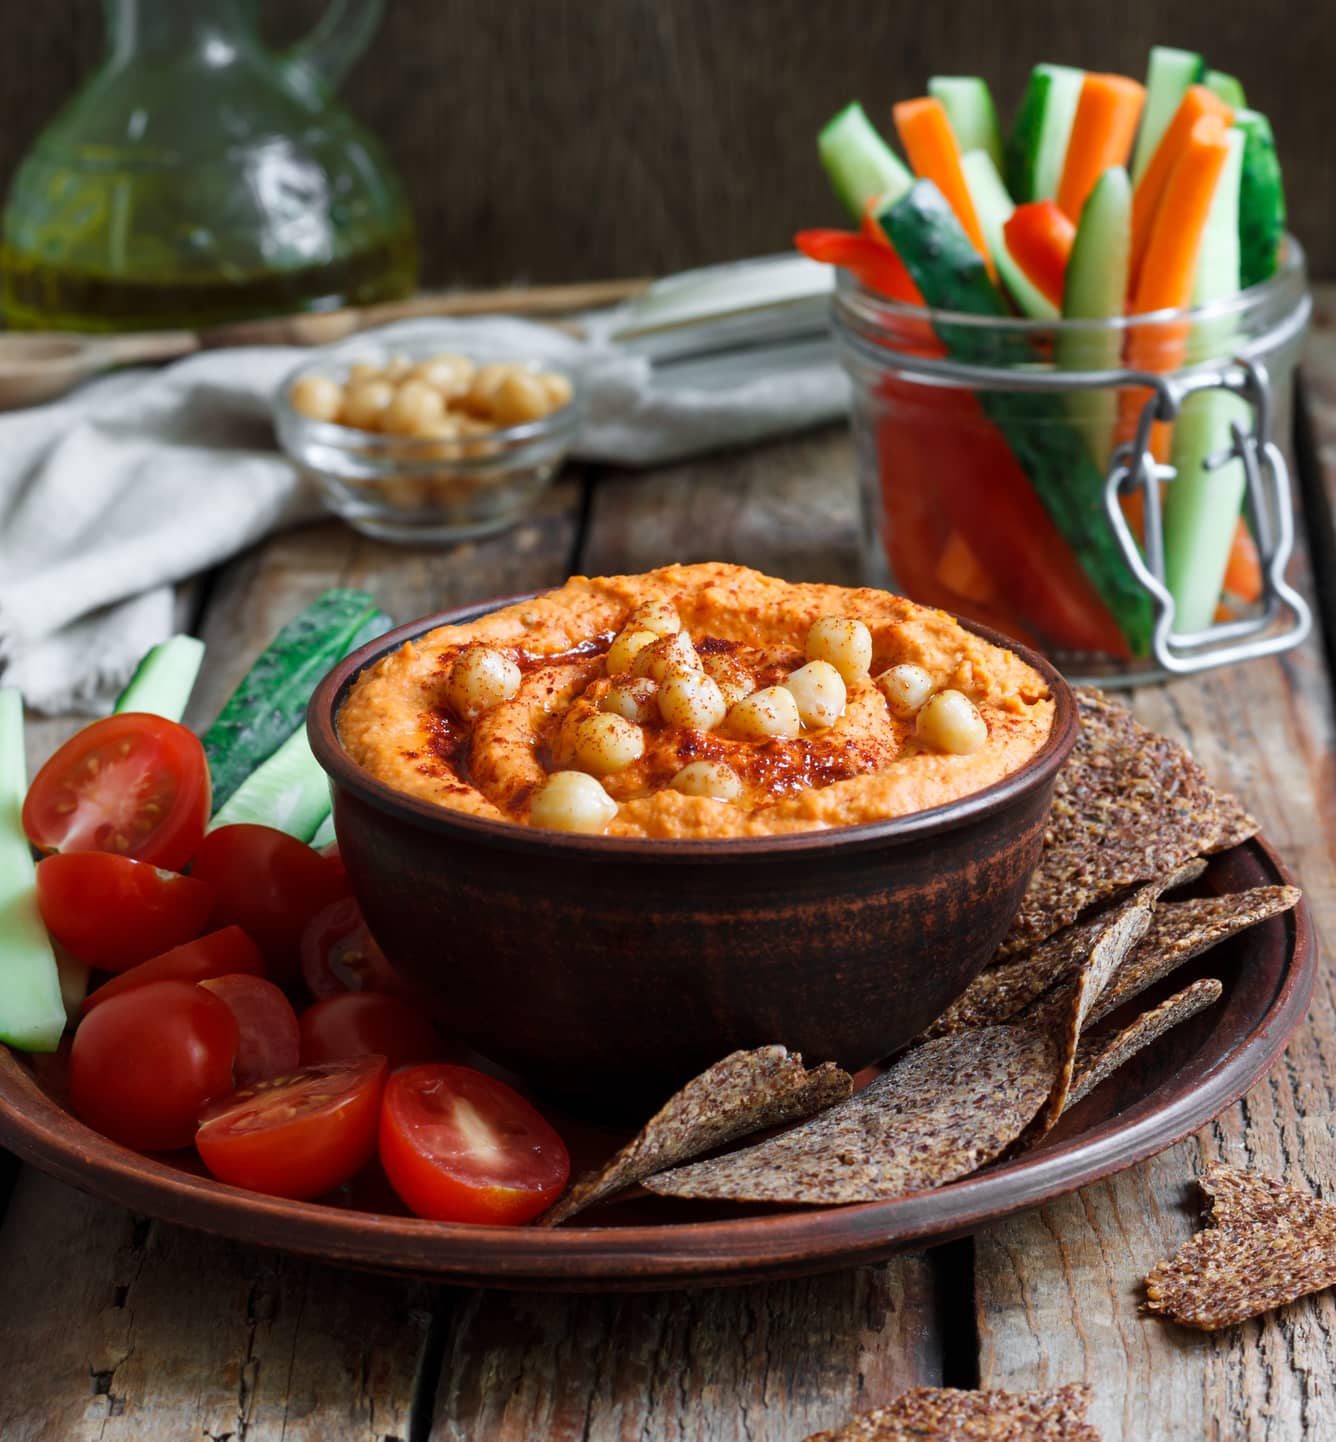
left=1131, top=46, right=1206, bottom=182
left=114, top=634, right=206, bottom=722
left=1204, top=70, right=1246, bottom=109
left=209, top=726, right=331, bottom=842
left=203, top=589, right=389, bottom=812
left=1235, top=109, right=1285, bottom=288
left=929, top=76, right=1004, bottom=173
left=310, top=812, right=337, bottom=851
left=0, top=689, right=66, bottom=1053
left=1057, top=166, right=1133, bottom=467
left=1164, top=129, right=1249, bottom=634
left=1005, top=63, right=1084, bottom=203
left=818, top=102, right=913, bottom=221
left=959, top=149, right=1057, bottom=320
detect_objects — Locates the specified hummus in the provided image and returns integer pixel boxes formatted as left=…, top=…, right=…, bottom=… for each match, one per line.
left=337, top=563, right=1054, bottom=840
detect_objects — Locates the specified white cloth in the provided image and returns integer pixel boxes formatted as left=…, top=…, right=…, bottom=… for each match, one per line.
left=0, top=316, right=847, bottom=714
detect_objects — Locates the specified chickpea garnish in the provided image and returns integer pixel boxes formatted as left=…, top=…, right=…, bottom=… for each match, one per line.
left=530, top=771, right=618, bottom=833
left=916, top=689, right=988, bottom=755
left=606, top=627, right=660, bottom=675
left=669, top=761, right=742, bottom=801
left=658, top=671, right=727, bottom=732
left=632, top=631, right=700, bottom=683
left=445, top=645, right=522, bottom=721
left=782, top=660, right=847, bottom=730
left=877, top=663, right=936, bottom=718
left=701, top=652, right=754, bottom=707
left=625, top=600, right=682, bottom=638
left=573, top=712, right=645, bottom=775
left=601, top=676, right=659, bottom=724
left=806, top=617, right=873, bottom=684
left=725, top=685, right=802, bottom=741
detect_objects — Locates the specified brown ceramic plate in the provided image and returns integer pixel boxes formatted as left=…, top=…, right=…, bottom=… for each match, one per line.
left=0, top=837, right=1312, bottom=1291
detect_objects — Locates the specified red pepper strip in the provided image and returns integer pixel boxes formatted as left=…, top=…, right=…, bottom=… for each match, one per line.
left=794, top=229, right=922, bottom=305
left=1002, top=202, right=1076, bottom=309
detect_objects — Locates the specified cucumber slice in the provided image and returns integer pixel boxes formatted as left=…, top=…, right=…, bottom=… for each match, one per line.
left=1204, top=70, right=1246, bottom=109
left=959, top=150, right=1057, bottom=320
left=113, top=634, right=206, bottom=722
left=818, top=102, right=913, bottom=220
left=1057, top=166, right=1133, bottom=467
left=1235, top=110, right=1286, bottom=288
left=203, top=589, right=389, bottom=811
left=310, top=813, right=337, bottom=851
left=209, top=726, right=331, bottom=842
left=1131, top=46, right=1206, bottom=182
left=1005, top=64, right=1084, bottom=203
left=0, top=689, right=66, bottom=1053
left=883, top=179, right=1152, bottom=654
left=1164, top=129, right=1249, bottom=634
left=929, top=77, right=1004, bottom=173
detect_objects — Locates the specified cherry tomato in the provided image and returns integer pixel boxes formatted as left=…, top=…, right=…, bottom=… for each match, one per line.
left=82, top=926, right=265, bottom=1013
left=200, top=975, right=300, bottom=1086
left=69, top=979, right=239, bottom=1151
left=378, top=1065, right=570, bottom=1224
left=195, top=1056, right=388, bottom=1200
left=300, top=897, right=408, bottom=1000
left=299, top=993, right=441, bottom=1070
left=22, top=713, right=210, bottom=872
left=36, top=852, right=214, bottom=971
left=191, top=825, right=347, bottom=982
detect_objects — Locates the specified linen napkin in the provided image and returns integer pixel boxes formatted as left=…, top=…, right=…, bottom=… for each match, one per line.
left=0, top=315, right=848, bottom=715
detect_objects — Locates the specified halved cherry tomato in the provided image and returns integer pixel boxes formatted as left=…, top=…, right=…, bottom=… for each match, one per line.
left=191, top=825, right=348, bottom=982
left=82, top=926, right=265, bottom=1013
left=299, top=993, right=441, bottom=1069
left=201, top=975, right=300, bottom=1086
left=378, top=1065, right=570, bottom=1224
left=69, top=979, right=239, bottom=1151
left=300, top=897, right=408, bottom=1000
left=22, top=713, right=210, bottom=872
left=195, top=1056, right=388, bottom=1200
left=36, top=852, right=214, bottom=971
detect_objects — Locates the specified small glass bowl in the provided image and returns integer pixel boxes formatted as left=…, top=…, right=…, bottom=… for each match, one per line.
left=273, top=333, right=583, bottom=544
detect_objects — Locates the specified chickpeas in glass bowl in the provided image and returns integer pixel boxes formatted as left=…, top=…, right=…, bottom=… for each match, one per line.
left=274, top=335, right=582, bottom=543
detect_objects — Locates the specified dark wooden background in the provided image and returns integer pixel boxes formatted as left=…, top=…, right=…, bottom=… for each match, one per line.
left=2, top=0, right=1332, bottom=285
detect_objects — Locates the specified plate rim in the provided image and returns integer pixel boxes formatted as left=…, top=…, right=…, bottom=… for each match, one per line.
left=0, top=834, right=1314, bottom=1291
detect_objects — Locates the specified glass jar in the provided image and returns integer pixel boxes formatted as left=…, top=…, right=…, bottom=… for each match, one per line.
left=832, top=238, right=1311, bottom=684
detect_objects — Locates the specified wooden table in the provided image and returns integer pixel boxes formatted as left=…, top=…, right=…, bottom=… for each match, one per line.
left=2, top=293, right=1335, bottom=1442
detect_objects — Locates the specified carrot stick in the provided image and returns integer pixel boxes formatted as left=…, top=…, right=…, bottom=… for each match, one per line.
left=935, top=530, right=998, bottom=604
left=1057, top=74, right=1146, bottom=221
left=1223, top=519, right=1263, bottom=602
left=1002, top=202, right=1075, bottom=308
left=1129, top=85, right=1233, bottom=291
left=892, top=97, right=995, bottom=278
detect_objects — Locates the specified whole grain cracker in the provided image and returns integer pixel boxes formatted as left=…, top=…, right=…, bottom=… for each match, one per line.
left=1145, top=1164, right=1336, bottom=1329
left=801, top=1383, right=1101, bottom=1441
left=1065, top=978, right=1223, bottom=1112
left=997, top=690, right=1257, bottom=959
left=643, top=1025, right=1056, bottom=1206
left=539, top=1045, right=851, bottom=1225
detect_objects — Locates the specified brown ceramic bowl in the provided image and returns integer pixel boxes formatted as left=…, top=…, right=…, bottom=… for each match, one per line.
left=308, top=597, right=1078, bottom=1116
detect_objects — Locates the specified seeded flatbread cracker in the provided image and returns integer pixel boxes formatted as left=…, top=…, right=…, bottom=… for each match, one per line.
left=643, top=1025, right=1056, bottom=1206
left=1145, top=1165, right=1336, bottom=1329
left=540, top=1045, right=852, bottom=1225
left=801, top=1383, right=1101, bottom=1441
left=1065, top=978, right=1224, bottom=1112
left=997, top=690, right=1258, bottom=958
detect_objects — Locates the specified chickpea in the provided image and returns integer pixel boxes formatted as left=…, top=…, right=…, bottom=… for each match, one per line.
left=491, top=370, right=551, bottom=427
left=540, top=371, right=574, bottom=409
left=411, top=353, right=475, bottom=396
left=465, top=362, right=512, bottom=416
left=626, top=600, right=682, bottom=638
left=347, top=361, right=381, bottom=385
left=573, top=712, right=645, bottom=775
left=289, top=373, right=344, bottom=422
left=382, top=355, right=413, bottom=382
left=782, top=660, right=847, bottom=730
left=658, top=671, right=727, bottom=731
left=601, top=676, right=659, bottom=724
left=606, top=627, right=660, bottom=675
left=383, top=379, right=446, bottom=436
left=806, top=616, right=874, bottom=684
left=725, top=686, right=802, bottom=741
left=339, top=379, right=395, bottom=431
left=877, top=663, right=936, bottom=718
left=530, top=770, right=618, bottom=834
left=916, top=689, right=988, bottom=755
left=669, top=761, right=742, bottom=801
left=701, top=652, right=754, bottom=707
left=632, top=630, right=701, bottom=683
left=445, top=645, right=522, bottom=721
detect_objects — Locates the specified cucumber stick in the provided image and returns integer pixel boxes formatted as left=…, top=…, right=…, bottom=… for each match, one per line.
left=1005, top=64, right=1084, bottom=203
left=1164, top=130, right=1249, bottom=634
left=818, top=102, right=913, bottom=220
left=1235, top=109, right=1285, bottom=288
left=310, top=813, right=337, bottom=851
left=209, top=726, right=330, bottom=842
left=959, top=150, right=1058, bottom=320
left=929, top=77, right=1004, bottom=172
left=114, top=634, right=205, bottom=722
left=0, top=689, right=66, bottom=1053
left=1057, top=166, right=1133, bottom=468
left=884, top=180, right=1152, bottom=654
left=1131, top=46, right=1205, bottom=182
left=1204, top=70, right=1246, bottom=109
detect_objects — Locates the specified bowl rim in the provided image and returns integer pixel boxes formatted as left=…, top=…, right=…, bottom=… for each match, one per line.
left=308, top=591, right=1080, bottom=862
